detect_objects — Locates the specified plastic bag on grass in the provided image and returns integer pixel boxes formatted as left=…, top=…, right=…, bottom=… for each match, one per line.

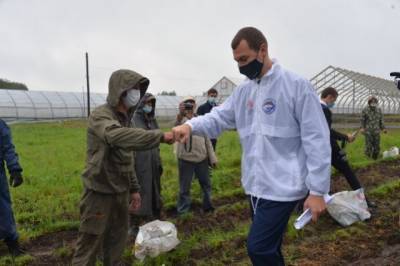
left=383, top=146, right=399, bottom=158
left=134, top=220, right=180, bottom=260
left=327, top=188, right=371, bottom=226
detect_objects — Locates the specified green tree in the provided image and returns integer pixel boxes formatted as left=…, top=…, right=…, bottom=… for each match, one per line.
left=158, top=90, right=176, bottom=96
left=0, top=78, right=28, bottom=90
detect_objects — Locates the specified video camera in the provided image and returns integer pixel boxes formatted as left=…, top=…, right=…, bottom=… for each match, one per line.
left=184, top=102, right=194, bottom=110
left=390, top=72, right=400, bottom=90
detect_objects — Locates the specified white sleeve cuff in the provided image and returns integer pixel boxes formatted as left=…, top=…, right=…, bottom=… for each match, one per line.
left=309, top=190, right=324, bottom=197
left=185, top=121, right=194, bottom=131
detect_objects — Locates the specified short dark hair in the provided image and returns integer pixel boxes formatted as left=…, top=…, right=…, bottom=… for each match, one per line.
left=207, top=88, right=218, bottom=95
left=231, top=27, right=268, bottom=51
left=368, top=96, right=378, bottom=104
left=321, top=87, right=338, bottom=99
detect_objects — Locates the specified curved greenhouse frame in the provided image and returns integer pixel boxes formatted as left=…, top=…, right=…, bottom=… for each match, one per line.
left=311, top=66, right=400, bottom=114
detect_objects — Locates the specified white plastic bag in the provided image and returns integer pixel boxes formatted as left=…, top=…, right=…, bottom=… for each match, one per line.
left=327, top=189, right=371, bottom=226
left=383, top=146, right=399, bottom=158
left=134, top=220, right=180, bottom=261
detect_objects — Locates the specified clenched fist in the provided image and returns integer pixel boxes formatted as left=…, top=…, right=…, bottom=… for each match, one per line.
left=162, top=132, right=175, bottom=144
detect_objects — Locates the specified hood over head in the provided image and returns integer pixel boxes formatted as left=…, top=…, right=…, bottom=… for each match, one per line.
left=136, top=93, right=156, bottom=117
left=107, top=69, right=149, bottom=108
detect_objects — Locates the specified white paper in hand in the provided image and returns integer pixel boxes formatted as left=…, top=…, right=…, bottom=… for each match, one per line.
left=294, top=194, right=334, bottom=230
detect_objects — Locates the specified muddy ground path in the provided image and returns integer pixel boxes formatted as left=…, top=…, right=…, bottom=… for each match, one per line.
left=0, top=160, right=398, bottom=265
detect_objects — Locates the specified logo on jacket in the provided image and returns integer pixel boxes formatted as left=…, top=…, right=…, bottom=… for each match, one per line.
left=247, top=100, right=255, bottom=109
left=262, top=98, right=276, bottom=114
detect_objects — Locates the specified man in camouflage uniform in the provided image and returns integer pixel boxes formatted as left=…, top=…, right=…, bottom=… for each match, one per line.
left=72, top=69, right=174, bottom=266
left=361, top=96, right=386, bottom=160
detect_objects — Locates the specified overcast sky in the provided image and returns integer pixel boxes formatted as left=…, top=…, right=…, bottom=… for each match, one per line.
left=0, top=0, right=399, bottom=95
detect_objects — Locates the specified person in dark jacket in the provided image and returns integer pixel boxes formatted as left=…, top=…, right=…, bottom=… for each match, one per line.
left=320, top=87, right=374, bottom=207
left=130, top=93, right=163, bottom=235
left=0, top=119, right=25, bottom=257
left=196, top=88, right=218, bottom=150
left=320, top=87, right=360, bottom=189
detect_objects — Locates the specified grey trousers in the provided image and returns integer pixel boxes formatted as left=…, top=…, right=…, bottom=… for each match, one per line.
left=177, top=159, right=213, bottom=214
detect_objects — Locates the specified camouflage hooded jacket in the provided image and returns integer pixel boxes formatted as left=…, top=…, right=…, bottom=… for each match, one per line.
left=361, top=106, right=385, bottom=134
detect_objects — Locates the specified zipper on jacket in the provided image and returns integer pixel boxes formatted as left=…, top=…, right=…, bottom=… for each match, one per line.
left=256, top=79, right=262, bottom=134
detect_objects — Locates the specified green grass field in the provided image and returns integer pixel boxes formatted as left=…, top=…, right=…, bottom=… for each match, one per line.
left=2, top=120, right=400, bottom=265
left=8, top=121, right=244, bottom=239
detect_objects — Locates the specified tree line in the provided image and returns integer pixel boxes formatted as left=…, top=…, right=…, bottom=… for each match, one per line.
left=0, top=78, right=28, bottom=90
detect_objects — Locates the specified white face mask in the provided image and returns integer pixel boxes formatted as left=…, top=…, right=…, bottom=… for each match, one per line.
left=208, top=96, right=216, bottom=104
left=143, top=104, right=153, bottom=113
left=123, top=89, right=141, bottom=108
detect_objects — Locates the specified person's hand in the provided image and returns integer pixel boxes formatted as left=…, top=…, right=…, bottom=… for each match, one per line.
left=303, top=194, right=326, bottom=222
left=172, top=124, right=191, bottom=143
left=360, top=128, right=365, bottom=133
left=9, top=172, right=23, bottom=187
left=179, top=103, right=185, bottom=115
left=383, top=129, right=387, bottom=134
left=162, top=132, right=175, bottom=144
left=347, top=134, right=355, bottom=143
left=129, top=193, right=141, bottom=213
left=210, top=162, right=217, bottom=169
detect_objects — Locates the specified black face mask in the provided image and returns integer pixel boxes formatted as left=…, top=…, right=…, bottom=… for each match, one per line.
left=239, top=58, right=263, bottom=80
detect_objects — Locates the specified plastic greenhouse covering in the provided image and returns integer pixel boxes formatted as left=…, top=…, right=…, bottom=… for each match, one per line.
left=0, top=89, right=187, bottom=122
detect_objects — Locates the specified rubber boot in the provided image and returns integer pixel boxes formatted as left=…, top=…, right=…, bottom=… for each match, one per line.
left=5, top=238, right=25, bottom=257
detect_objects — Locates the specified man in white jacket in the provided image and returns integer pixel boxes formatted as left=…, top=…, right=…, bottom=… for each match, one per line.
left=172, top=27, right=331, bottom=266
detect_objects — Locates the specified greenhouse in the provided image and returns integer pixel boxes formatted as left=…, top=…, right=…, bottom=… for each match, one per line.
left=0, top=78, right=233, bottom=122
left=2, top=66, right=399, bottom=122
left=0, top=89, right=184, bottom=122
left=311, top=66, right=400, bottom=114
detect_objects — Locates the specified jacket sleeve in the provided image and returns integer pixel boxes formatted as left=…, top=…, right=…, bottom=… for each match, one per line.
left=196, top=104, right=205, bottom=116
left=360, top=109, right=367, bottom=128
left=130, top=153, right=140, bottom=193
left=186, top=93, right=236, bottom=139
left=322, top=107, right=347, bottom=141
left=295, top=82, right=331, bottom=196
left=331, top=129, right=348, bottom=142
left=89, top=112, right=163, bottom=151
left=379, top=110, right=385, bottom=130
left=0, top=120, right=22, bottom=175
left=205, top=137, right=217, bottom=165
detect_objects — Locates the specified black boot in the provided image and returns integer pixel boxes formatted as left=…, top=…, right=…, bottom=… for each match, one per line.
left=5, top=238, right=25, bottom=257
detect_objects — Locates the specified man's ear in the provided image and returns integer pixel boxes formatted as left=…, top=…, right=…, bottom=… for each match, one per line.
left=259, top=43, right=268, bottom=58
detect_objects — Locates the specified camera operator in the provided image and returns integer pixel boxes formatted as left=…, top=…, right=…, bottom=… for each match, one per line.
left=175, top=97, right=217, bottom=215
left=390, top=72, right=400, bottom=90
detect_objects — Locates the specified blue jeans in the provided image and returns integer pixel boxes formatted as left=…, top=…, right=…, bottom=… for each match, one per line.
left=177, top=159, right=213, bottom=214
left=0, top=172, right=18, bottom=242
left=247, top=196, right=299, bottom=266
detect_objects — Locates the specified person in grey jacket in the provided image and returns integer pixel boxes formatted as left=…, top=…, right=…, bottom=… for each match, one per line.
left=130, top=93, right=163, bottom=233
left=175, top=97, right=217, bottom=215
